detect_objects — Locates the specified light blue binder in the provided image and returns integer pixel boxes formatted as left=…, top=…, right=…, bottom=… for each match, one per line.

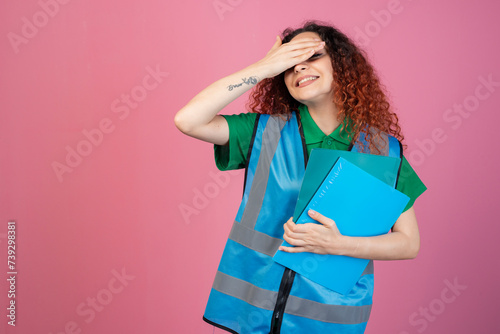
left=293, top=148, right=402, bottom=220
left=273, top=157, right=409, bottom=294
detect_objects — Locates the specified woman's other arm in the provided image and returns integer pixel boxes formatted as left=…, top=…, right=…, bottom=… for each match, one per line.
left=280, top=207, right=420, bottom=260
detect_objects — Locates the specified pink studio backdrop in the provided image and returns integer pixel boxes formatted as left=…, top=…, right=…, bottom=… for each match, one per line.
left=1, top=0, right=499, bottom=333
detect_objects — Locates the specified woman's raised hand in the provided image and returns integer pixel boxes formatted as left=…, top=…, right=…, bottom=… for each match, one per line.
left=175, top=35, right=324, bottom=146
left=254, top=36, right=325, bottom=79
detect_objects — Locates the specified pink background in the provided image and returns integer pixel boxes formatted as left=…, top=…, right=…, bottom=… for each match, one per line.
left=1, top=0, right=499, bottom=333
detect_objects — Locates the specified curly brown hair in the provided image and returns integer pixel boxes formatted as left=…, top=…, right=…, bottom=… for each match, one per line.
left=247, top=21, right=405, bottom=154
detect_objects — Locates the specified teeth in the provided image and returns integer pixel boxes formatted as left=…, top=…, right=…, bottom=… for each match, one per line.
left=298, top=77, right=318, bottom=85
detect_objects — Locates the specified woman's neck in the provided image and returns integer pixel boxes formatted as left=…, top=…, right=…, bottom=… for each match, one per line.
left=307, top=103, right=341, bottom=136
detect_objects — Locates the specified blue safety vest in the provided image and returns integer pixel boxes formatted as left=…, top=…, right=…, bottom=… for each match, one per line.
left=203, top=112, right=402, bottom=334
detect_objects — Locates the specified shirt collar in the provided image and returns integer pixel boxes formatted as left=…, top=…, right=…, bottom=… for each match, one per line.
left=298, top=104, right=352, bottom=145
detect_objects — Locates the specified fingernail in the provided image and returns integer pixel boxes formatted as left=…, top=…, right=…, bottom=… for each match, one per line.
left=308, top=209, right=316, bottom=216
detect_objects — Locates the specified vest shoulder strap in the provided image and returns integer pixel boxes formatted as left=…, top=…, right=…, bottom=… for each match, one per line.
left=350, top=129, right=400, bottom=157
left=350, top=128, right=403, bottom=188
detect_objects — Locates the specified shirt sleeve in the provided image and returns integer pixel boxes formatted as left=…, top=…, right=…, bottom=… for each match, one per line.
left=396, top=156, right=427, bottom=211
left=214, top=113, right=258, bottom=171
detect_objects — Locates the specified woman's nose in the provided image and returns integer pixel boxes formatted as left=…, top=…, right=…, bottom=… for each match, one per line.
left=294, top=62, right=308, bottom=73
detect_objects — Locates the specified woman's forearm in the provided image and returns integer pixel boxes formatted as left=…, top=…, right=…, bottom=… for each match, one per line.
left=334, top=207, right=420, bottom=260
left=173, top=63, right=266, bottom=143
left=337, top=230, right=420, bottom=260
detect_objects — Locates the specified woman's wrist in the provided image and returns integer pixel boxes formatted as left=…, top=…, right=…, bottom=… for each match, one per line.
left=246, top=59, right=283, bottom=81
left=240, top=62, right=266, bottom=81
left=329, top=235, right=358, bottom=257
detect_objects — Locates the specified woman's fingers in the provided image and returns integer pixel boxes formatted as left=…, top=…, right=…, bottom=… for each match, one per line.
left=279, top=40, right=324, bottom=59
left=308, top=210, right=335, bottom=229
left=279, top=245, right=307, bottom=253
left=283, top=230, right=308, bottom=247
left=260, top=38, right=325, bottom=78
left=284, top=220, right=310, bottom=235
left=285, top=39, right=324, bottom=51
left=283, top=218, right=308, bottom=246
left=268, top=36, right=282, bottom=53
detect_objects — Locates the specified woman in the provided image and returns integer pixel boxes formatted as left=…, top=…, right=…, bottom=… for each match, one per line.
left=175, top=21, right=426, bottom=334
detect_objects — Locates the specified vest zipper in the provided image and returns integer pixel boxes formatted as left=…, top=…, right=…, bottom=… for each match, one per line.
left=270, top=268, right=295, bottom=333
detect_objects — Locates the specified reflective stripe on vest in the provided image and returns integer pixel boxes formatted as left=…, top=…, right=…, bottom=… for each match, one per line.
left=204, top=112, right=400, bottom=334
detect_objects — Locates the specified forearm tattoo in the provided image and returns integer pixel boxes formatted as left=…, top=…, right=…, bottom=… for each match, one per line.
left=227, top=76, right=258, bottom=91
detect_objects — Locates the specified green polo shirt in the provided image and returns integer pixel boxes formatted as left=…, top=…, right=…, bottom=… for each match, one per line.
left=215, top=105, right=426, bottom=211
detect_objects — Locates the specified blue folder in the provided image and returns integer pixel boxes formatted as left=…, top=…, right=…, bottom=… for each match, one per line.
left=273, top=157, right=409, bottom=294
left=293, top=149, right=402, bottom=220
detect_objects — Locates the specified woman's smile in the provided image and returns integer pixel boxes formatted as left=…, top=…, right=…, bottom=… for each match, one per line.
left=296, top=75, right=320, bottom=87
